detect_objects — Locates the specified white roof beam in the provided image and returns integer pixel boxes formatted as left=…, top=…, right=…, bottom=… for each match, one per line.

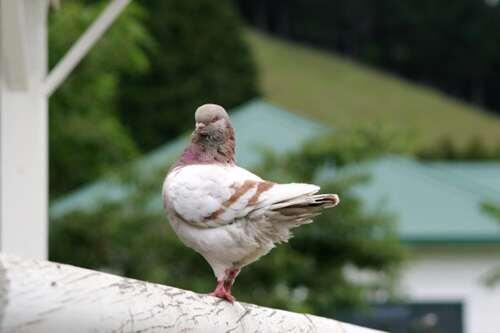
left=0, top=254, right=383, bottom=333
left=43, top=0, right=131, bottom=97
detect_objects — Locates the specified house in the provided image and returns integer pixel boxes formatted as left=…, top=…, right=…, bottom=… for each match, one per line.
left=51, top=100, right=500, bottom=333
left=346, top=157, right=500, bottom=333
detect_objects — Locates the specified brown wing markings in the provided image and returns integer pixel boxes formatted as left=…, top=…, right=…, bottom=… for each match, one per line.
left=204, top=180, right=257, bottom=221
left=248, top=181, right=274, bottom=206
left=224, top=180, right=257, bottom=207
left=205, top=207, right=226, bottom=221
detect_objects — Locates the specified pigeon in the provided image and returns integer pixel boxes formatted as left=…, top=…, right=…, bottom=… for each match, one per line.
left=162, top=104, right=340, bottom=302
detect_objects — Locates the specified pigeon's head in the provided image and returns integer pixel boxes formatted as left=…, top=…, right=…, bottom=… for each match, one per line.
left=193, top=104, right=233, bottom=146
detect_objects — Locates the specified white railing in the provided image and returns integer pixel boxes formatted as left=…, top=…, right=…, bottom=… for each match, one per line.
left=0, top=254, right=383, bottom=333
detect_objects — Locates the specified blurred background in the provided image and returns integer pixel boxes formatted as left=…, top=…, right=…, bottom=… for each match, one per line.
left=45, top=1, right=500, bottom=332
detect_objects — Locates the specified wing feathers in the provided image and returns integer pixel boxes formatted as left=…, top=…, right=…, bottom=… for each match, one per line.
left=259, top=183, right=320, bottom=206
left=206, top=180, right=257, bottom=220
left=165, top=164, right=339, bottom=231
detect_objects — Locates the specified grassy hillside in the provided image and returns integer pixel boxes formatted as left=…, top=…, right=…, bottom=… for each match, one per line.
left=246, top=30, right=500, bottom=149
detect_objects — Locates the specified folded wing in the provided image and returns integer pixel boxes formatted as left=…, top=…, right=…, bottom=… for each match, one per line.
left=164, top=164, right=339, bottom=230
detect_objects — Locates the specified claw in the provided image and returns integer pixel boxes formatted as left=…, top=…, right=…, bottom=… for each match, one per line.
left=210, top=289, right=235, bottom=303
left=210, top=278, right=236, bottom=303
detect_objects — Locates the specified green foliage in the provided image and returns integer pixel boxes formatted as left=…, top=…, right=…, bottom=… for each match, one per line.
left=418, top=136, right=500, bottom=161
left=246, top=30, right=500, bottom=151
left=118, top=0, right=259, bottom=150
left=49, top=0, right=258, bottom=197
left=49, top=1, right=152, bottom=197
left=483, top=202, right=500, bottom=221
left=237, top=0, right=500, bottom=115
left=481, top=202, right=500, bottom=287
left=50, top=128, right=405, bottom=314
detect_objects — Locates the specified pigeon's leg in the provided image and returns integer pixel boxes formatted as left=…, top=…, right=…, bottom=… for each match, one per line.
left=210, top=279, right=235, bottom=303
left=209, top=268, right=240, bottom=303
left=210, top=280, right=226, bottom=298
left=223, top=268, right=240, bottom=295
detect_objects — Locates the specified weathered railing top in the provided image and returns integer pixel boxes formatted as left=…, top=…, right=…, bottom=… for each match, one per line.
left=0, top=254, right=383, bottom=333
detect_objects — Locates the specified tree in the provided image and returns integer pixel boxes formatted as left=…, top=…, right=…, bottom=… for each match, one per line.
left=417, top=136, right=500, bottom=161
left=50, top=127, right=406, bottom=314
left=235, top=0, right=500, bottom=115
left=49, top=1, right=152, bottom=197
left=49, top=0, right=259, bottom=197
left=481, top=202, right=500, bottom=287
left=118, top=0, right=259, bottom=151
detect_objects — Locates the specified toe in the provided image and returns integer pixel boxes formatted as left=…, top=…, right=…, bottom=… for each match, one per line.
left=223, top=292, right=235, bottom=303
left=209, top=291, right=235, bottom=303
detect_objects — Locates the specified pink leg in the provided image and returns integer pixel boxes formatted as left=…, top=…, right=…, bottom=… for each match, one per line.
left=209, top=268, right=240, bottom=303
left=223, top=268, right=240, bottom=293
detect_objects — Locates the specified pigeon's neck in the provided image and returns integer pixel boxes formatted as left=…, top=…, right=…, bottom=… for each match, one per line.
left=176, top=128, right=235, bottom=166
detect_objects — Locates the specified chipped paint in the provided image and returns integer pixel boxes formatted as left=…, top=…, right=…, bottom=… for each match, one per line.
left=0, top=254, right=383, bottom=333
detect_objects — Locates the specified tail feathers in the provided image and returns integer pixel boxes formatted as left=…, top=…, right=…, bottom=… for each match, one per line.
left=261, top=183, right=320, bottom=207
left=270, top=193, right=339, bottom=211
left=254, top=193, right=339, bottom=244
left=266, top=193, right=339, bottom=224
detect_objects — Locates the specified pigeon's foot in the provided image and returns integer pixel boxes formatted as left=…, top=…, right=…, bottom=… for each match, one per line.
left=210, top=289, right=235, bottom=303
left=210, top=281, right=235, bottom=303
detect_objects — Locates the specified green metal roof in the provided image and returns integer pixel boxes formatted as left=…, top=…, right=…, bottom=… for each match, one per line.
left=352, top=157, right=500, bottom=244
left=425, top=162, right=500, bottom=198
left=50, top=99, right=500, bottom=245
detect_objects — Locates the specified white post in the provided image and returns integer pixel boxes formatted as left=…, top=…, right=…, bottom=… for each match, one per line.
left=0, top=254, right=384, bottom=333
left=0, top=0, right=49, bottom=259
left=0, top=0, right=131, bottom=260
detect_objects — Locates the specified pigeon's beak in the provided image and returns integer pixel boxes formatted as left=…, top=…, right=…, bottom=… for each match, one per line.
left=195, top=122, right=206, bottom=132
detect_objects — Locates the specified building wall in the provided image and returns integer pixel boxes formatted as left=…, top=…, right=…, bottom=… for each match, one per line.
left=401, top=245, right=500, bottom=333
